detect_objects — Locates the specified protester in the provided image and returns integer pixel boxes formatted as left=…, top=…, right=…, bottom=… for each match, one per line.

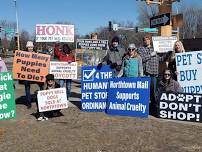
left=168, top=40, right=185, bottom=80
left=90, top=32, right=98, bottom=40
left=137, top=35, right=171, bottom=110
left=20, top=41, right=44, bottom=109
left=54, top=43, right=75, bottom=100
left=0, top=57, right=8, bottom=72
left=97, top=36, right=126, bottom=76
left=37, top=74, right=61, bottom=121
left=89, top=32, right=100, bottom=65
left=118, top=43, right=143, bottom=77
left=157, top=68, right=183, bottom=94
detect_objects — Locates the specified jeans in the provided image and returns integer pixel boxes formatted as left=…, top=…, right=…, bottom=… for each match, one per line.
left=24, top=81, right=44, bottom=106
left=59, top=79, right=72, bottom=100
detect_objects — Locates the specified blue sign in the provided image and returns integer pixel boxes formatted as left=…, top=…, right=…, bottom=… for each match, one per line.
left=106, top=77, right=150, bottom=118
left=81, top=65, right=114, bottom=112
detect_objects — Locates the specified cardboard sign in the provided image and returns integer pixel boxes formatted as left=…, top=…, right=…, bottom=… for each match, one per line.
left=106, top=77, right=150, bottom=118
left=158, top=91, right=202, bottom=122
left=81, top=65, right=114, bottom=112
left=13, top=50, right=50, bottom=82
left=37, top=88, right=68, bottom=112
left=76, top=39, right=108, bottom=50
left=176, top=51, right=202, bottom=94
left=0, top=72, right=16, bottom=120
left=36, top=24, right=74, bottom=42
left=49, top=61, right=77, bottom=79
left=152, top=36, right=177, bottom=53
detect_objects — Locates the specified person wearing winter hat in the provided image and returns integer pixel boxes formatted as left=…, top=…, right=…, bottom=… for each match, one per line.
left=20, top=40, right=44, bottom=109
left=117, top=43, right=143, bottom=77
left=26, top=41, right=34, bottom=52
left=36, top=74, right=61, bottom=121
left=97, top=36, right=126, bottom=76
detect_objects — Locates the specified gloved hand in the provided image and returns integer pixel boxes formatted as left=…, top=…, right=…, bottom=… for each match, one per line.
left=151, top=51, right=157, bottom=57
left=110, top=63, right=117, bottom=69
left=97, top=63, right=103, bottom=70
left=124, top=54, right=130, bottom=60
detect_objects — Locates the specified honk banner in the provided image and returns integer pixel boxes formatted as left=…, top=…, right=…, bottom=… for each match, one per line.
left=36, top=24, right=74, bottom=42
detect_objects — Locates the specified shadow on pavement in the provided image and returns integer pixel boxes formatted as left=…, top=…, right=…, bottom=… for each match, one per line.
left=71, top=92, right=81, bottom=98
left=15, top=94, right=37, bottom=106
left=69, top=100, right=81, bottom=110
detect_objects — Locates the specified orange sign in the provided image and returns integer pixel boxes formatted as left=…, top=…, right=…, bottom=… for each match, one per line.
left=13, top=50, right=50, bottom=82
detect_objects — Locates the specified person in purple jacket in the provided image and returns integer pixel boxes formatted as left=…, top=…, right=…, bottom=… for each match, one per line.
left=0, top=57, right=8, bottom=72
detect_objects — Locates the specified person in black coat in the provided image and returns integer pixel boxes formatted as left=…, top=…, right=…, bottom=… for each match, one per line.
left=37, top=74, right=61, bottom=121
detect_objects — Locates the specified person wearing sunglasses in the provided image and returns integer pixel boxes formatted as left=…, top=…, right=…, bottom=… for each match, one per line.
left=157, top=68, right=183, bottom=94
left=118, top=43, right=143, bottom=77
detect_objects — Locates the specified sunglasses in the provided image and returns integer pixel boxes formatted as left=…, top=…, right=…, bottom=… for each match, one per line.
left=164, top=73, right=171, bottom=76
left=128, top=48, right=135, bottom=51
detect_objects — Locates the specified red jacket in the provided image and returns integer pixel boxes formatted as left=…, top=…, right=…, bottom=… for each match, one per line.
left=54, top=46, right=75, bottom=62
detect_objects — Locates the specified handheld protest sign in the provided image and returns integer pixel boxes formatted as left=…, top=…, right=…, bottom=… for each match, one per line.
left=176, top=50, right=202, bottom=94
left=0, top=72, right=16, bottom=120
left=81, top=65, right=114, bottom=112
left=76, top=39, right=108, bottom=50
left=106, top=77, right=150, bottom=118
left=37, top=88, right=68, bottom=112
left=152, top=36, right=177, bottom=53
left=13, top=50, right=50, bottom=82
left=158, top=91, right=202, bottom=123
left=49, top=61, right=77, bottom=79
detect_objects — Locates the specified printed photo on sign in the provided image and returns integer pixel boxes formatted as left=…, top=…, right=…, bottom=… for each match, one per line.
left=0, top=72, right=16, bottom=121
left=106, top=77, right=150, bottom=118
left=81, top=65, right=114, bottom=112
left=158, top=91, right=202, bottom=123
left=37, top=88, right=68, bottom=112
left=176, top=51, right=202, bottom=94
left=49, top=61, right=77, bottom=79
left=13, top=50, right=50, bottom=82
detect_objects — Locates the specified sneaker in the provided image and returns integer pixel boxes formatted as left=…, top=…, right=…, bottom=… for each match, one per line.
left=37, top=116, right=44, bottom=121
left=43, top=116, right=48, bottom=120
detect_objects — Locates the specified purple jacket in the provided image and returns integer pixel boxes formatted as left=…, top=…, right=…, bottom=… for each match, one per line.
left=0, top=57, right=8, bottom=72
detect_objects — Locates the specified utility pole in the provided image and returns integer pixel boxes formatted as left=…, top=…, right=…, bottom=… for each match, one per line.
left=158, top=0, right=172, bottom=36
left=14, top=0, right=20, bottom=50
left=145, top=0, right=181, bottom=37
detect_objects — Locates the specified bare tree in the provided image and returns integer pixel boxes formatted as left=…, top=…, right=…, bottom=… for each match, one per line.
left=181, top=7, right=202, bottom=39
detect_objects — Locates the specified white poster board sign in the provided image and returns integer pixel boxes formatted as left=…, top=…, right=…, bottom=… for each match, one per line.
left=36, top=24, right=74, bottom=42
left=176, top=50, right=202, bottom=94
left=49, top=61, right=77, bottom=79
left=37, top=88, right=68, bottom=112
left=152, top=36, right=177, bottom=53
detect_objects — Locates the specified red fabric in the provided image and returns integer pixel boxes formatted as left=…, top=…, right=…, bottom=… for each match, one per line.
left=54, top=45, right=75, bottom=62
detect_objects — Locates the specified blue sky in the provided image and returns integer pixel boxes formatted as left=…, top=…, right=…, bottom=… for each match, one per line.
left=0, top=0, right=201, bottom=36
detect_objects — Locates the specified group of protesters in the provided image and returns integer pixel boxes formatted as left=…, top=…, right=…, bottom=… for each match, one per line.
left=0, top=33, right=185, bottom=121
left=97, top=34, right=183, bottom=114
